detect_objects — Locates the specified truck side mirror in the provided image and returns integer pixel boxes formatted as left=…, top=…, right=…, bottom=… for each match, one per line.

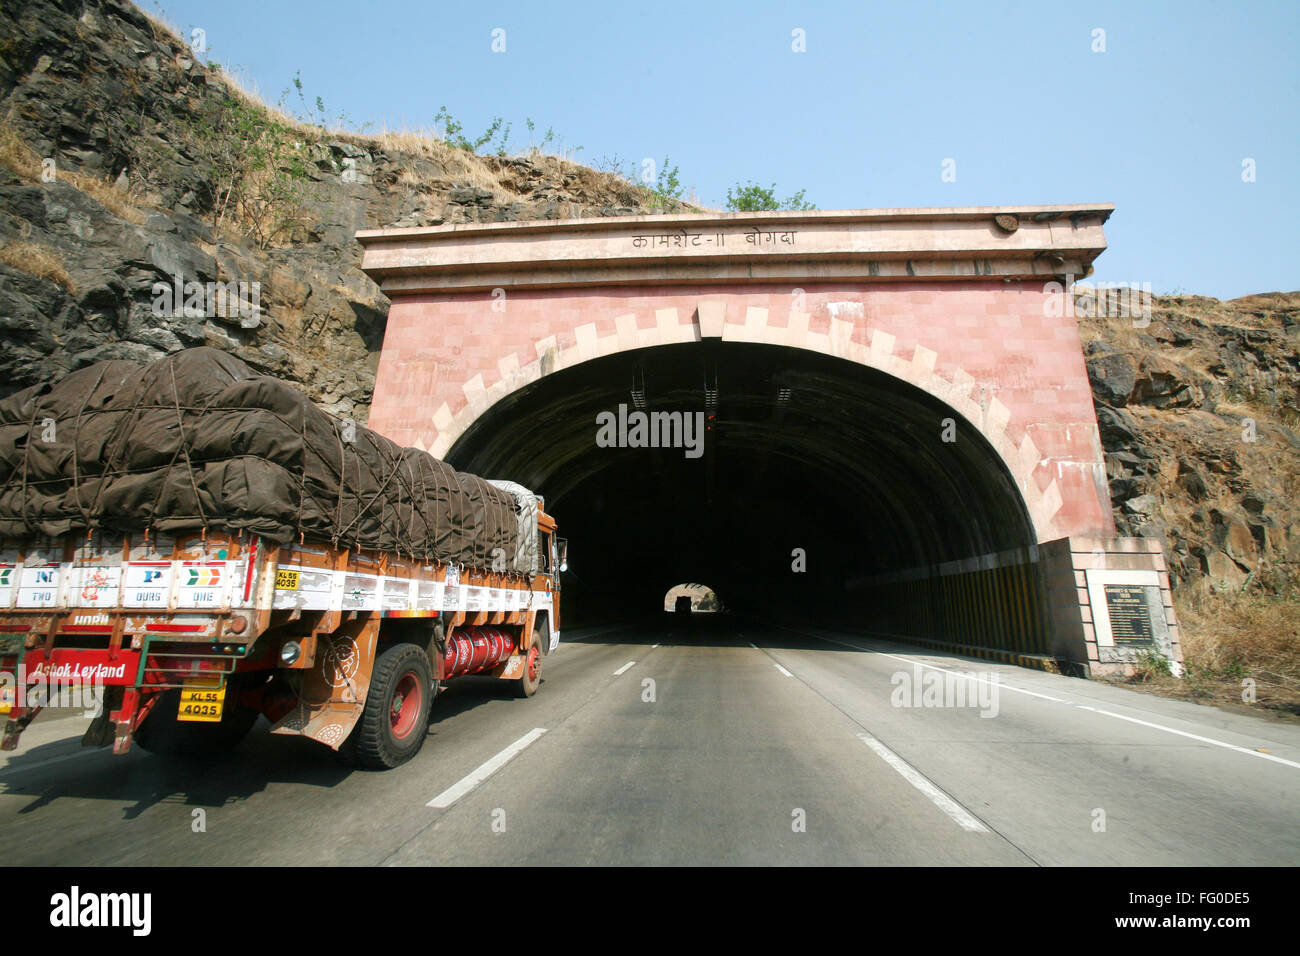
left=558, top=538, right=568, bottom=573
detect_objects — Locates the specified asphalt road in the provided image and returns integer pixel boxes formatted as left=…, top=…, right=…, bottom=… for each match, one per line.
left=2, top=616, right=1297, bottom=865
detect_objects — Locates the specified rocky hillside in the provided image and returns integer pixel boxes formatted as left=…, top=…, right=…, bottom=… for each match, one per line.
left=1083, top=292, right=1299, bottom=594
left=1081, top=292, right=1299, bottom=712
left=0, top=0, right=686, bottom=421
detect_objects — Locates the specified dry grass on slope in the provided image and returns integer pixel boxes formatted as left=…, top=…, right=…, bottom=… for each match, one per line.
left=0, top=119, right=147, bottom=223
left=1113, top=590, right=1300, bottom=720
left=0, top=240, right=74, bottom=291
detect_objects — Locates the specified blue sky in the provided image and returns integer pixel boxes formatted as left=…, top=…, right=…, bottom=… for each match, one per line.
left=158, top=0, right=1297, bottom=298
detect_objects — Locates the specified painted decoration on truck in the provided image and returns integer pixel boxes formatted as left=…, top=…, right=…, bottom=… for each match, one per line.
left=258, top=560, right=543, bottom=616
left=175, top=562, right=229, bottom=608
left=321, top=634, right=361, bottom=688
left=17, top=564, right=61, bottom=608
left=342, top=573, right=379, bottom=611
left=0, top=565, right=14, bottom=607
left=271, top=564, right=334, bottom=611
left=443, top=565, right=462, bottom=612
left=123, top=562, right=172, bottom=608
left=73, top=566, right=121, bottom=606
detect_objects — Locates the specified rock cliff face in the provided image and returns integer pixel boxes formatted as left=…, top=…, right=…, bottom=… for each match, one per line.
left=0, top=0, right=682, bottom=421
left=1, top=0, right=1297, bottom=617
left=1082, top=292, right=1299, bottom=596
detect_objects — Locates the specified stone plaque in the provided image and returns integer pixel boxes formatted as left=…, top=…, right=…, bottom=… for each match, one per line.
left=1085, top=567, right=1175, bottom=667
left=1102, top=584, right=1154, bottom=645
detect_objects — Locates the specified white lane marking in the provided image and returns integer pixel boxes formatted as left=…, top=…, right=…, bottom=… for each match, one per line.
left=751, top=639, right=793, bottom=677
left=856, top=733, right=989, bottom=832
left=803, top=628, right=1067, bottom=703
left=1076, top=706, right=1300, bottom=770
left=800, top=626, right=1300, bottom=773
left=0, top=749, right=95, bottom=778
left=613, top=661, right=636, bottom=676
left=427, top=728, right=547, bottom=809
left=874, top=651, right=1066, bottom=703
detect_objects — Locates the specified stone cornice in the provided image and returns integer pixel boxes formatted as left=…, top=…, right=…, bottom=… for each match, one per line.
left=357, top=203, right=1113, bottom=294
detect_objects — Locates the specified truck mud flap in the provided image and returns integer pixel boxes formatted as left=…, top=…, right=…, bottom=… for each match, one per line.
left=269, top=618, right=378, bottom=751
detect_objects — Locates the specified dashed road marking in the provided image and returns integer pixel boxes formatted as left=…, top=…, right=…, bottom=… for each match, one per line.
left=427, top=728, right=547, bottom=809
left=613, top=661, right=636, bottom=676
left=857, top=733, right=989, bottom=832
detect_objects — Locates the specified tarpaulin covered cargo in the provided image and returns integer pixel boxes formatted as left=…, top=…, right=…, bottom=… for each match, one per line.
left=487, top=479, right=540, bottom=575
left=0, top=348, right=527, bottom=570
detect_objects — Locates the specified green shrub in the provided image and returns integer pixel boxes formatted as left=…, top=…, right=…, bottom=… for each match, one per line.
left=725, top=180, right=816, bottom=211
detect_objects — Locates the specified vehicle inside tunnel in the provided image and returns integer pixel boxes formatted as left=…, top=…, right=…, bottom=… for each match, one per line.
left=446, top=341, right=1047, bottom=647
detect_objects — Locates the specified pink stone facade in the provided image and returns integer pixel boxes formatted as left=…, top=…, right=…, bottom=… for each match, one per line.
left=369, top=278, right=1115, bottom=544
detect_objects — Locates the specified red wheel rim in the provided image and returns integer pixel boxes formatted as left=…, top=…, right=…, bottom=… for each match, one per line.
left=527, top=645, right=540, bottom=682
left=390, top=672, right=422, bottom=739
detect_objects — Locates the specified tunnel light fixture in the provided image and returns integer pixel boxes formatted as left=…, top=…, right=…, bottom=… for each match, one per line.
left=777, top=386, right=792, bottom=405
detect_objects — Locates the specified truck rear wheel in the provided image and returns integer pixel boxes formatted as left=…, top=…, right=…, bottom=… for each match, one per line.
left=516, top=620, right=545, bottom=698
left=352, top=642, right=432, bottom=770
left=134, top=680, right=260, bottom=757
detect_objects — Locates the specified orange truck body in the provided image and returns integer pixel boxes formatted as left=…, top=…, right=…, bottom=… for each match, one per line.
left=0, top=511, right=562, bottom=767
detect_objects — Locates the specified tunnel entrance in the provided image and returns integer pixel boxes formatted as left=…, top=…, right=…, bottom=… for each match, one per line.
left=447, top=341, right=1045, bottom=643
left=664, top=583, right=723, bottom=614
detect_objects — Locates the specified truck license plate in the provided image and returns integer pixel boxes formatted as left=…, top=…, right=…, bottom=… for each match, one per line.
left=177, top=681, right=226, bottom=722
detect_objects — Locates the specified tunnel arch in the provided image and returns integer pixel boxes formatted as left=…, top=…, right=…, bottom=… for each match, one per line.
left=445, top=339, right=1042, bottom=626
left=428, top=306, right=1065, bottom=543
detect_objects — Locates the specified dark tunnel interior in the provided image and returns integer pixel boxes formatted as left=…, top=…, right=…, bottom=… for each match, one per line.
left=446, top=342, right=1038, bottom=628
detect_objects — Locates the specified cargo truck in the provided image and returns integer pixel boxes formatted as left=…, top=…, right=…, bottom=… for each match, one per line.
left=0, top=509, right=565, bottom=769
left=0, top=349, right=566, bottom=769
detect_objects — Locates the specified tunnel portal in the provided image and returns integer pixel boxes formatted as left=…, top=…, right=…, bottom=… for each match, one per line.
left=358, top=206, right=1184, bottom=676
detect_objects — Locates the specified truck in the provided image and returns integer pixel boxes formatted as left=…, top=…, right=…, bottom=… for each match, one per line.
left=0, top=521, right=565, bottom=769
left=0, top=350, right=566, bottom=769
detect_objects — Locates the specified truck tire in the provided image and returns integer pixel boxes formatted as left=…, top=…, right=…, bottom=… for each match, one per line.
left=516, top=619, right=545, bottom=698
left=352, top=642, right=432, bottom=770
left=134, top=680, right=260, bottom=757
